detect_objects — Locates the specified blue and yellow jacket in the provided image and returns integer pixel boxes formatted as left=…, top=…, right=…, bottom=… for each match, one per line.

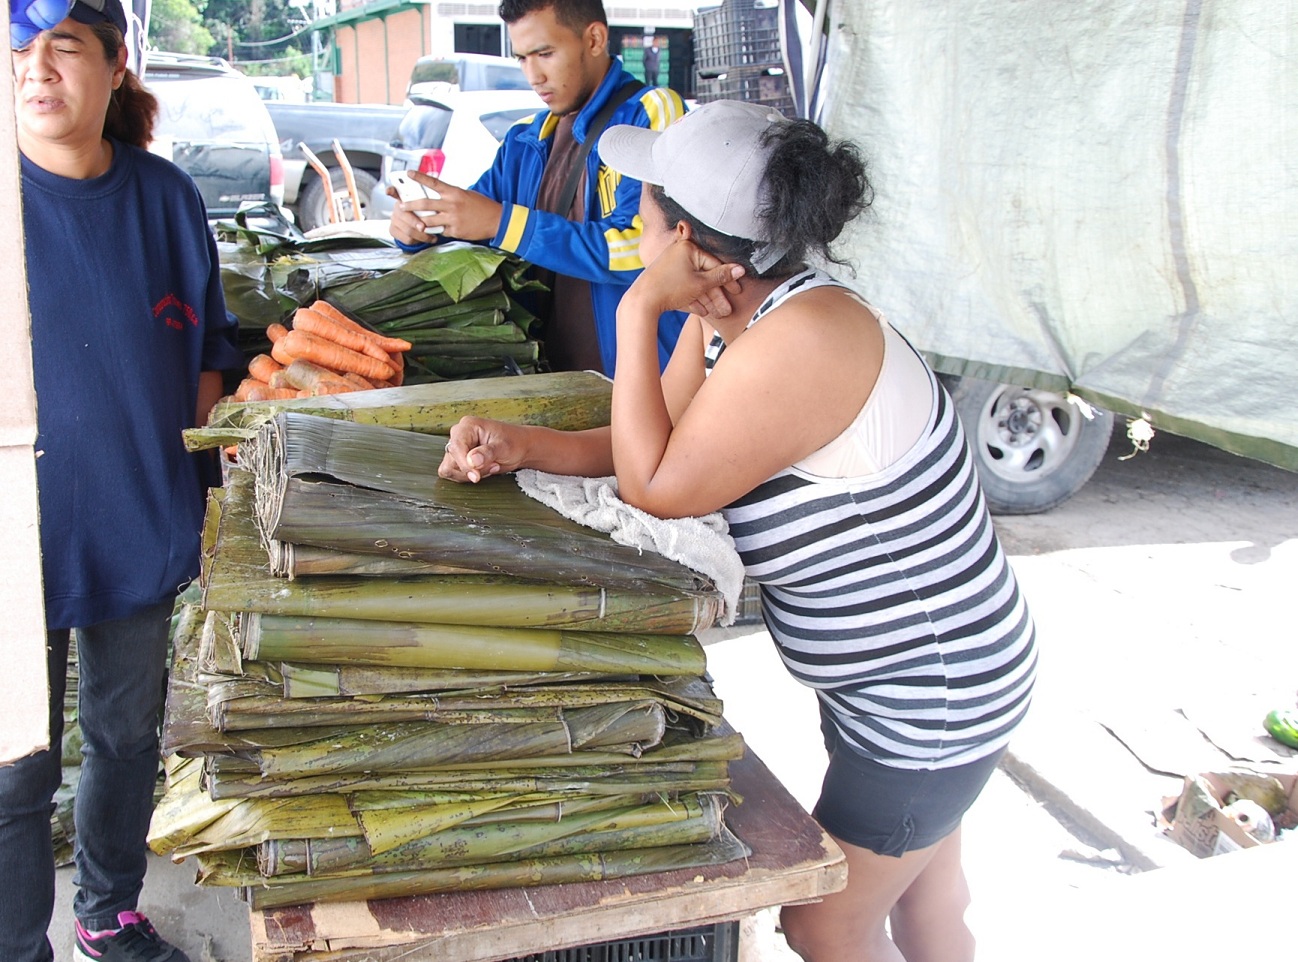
left=461, top=61, right=686, bottom=374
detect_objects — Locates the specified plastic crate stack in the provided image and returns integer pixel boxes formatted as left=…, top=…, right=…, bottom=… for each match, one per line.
left=693, top=0, right=794, bottom=116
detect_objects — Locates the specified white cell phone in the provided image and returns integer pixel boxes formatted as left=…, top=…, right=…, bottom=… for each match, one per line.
left=391, top=170, right=445, bottom=234
left=391, top=170, right=440, bottom=202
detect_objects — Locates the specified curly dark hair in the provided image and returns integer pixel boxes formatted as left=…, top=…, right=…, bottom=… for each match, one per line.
left=88, top=22, right=156, bottom=149
left=651, top=118, right=872, bottom=278
left=498, top=0, right=608, bottom=31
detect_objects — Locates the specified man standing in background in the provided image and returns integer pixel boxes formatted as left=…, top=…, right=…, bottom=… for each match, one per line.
left=388, top=1, right=688, bottom=376
left=642, top=37, right=661, bottom=86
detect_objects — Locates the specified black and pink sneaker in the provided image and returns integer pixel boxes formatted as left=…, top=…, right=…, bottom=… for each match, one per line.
left=74, top=911, right=190, bottom=962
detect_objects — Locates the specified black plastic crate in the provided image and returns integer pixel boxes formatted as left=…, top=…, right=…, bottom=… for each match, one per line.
left=503, top=921, right=739, bottom=962
left=694, top=0, right=782, bottom=74
left=694, top=67, right=794, bottom=116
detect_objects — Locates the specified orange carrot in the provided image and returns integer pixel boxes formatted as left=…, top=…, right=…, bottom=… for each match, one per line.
left=271, top=363, right=350, bottom=394
left=271, top=341, right=298, bottom=368
left=246, top=385, right=301, bottom=401
left=386, top=350, right=405, bottom=387
left=293, top=308, right=396, bottom=366
left=279, top=358, right=361, bottom=395
left=340, top=372, right=375, bottom=391
left=311, top=300, right=413, bottom=353
left=248, top=353, right=283, bottom=383
left=280, top=329, right=397, bottom=381
left=234, top=377, right=267, bottom=402
left=267, top=323, right=289, bottom=344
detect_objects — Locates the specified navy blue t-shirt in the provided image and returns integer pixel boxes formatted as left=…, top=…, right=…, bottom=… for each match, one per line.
left=21, top=140, right=242, bottom=630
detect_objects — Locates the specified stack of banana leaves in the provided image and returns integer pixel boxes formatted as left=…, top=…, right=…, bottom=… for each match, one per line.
left=217, top=207, right=550, bottom=384
left=150, top=374, right=749, bottom=909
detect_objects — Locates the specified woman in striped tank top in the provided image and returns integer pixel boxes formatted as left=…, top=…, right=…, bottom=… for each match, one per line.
left=439, top=100, right=1037, bottom=962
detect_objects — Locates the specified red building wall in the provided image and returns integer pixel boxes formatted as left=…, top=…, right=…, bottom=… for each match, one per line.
left=335, top=8, right=431, bottom=104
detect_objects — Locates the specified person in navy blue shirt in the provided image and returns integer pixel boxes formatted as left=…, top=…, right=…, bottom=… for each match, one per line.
left=0, top=3, right=241, bottom=960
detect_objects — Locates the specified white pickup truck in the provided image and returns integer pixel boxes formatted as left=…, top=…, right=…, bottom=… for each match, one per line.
left=265, top=100, right=407, bottom=232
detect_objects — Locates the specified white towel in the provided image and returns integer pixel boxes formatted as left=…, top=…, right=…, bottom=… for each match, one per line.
left=515, top=470, right=747, bottom=626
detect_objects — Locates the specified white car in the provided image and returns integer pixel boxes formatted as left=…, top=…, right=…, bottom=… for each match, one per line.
left=369, top=89, right=543, bottom=218
left=145, top=52, right=284, bottom=220
left=405, top=52, right=532, bottom=101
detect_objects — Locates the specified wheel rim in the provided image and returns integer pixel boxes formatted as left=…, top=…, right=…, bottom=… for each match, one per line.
left=973, top=388, right=1084, bottom=486
left=336, top=192, right=368, bottom=221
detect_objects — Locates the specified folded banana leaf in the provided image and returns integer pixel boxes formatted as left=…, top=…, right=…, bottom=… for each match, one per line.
left=162, top=604, right=221, bottom=756
left=152, top=767, right=355, bottom=859
left=247, top=413, right=713, bottom=593
left=335, top=278, right=506, bottom=330
left=198, top=609, right=242, bottom=677
left=260, top=478, right=710, bottom=593
left=259, top=794, right=724, bottom=878
left=383, top=302, right=516, bottom=335
left=185, top=370, right=612, bottom=451
left=202, top=475, right=721, bottom=634
left=418, top=354, right=539, bottom=378
left=349, top=791, right=646, bottom=849
left=200, top=620, right=533, bottom=703
left=326, top=243, right=515, bottom=316
left=157, top=766, right=643, bottom=860
left=239, top=613, right=706, bottom=676
left=207, top=676, right=723, bottom=732
left=274, top=661, right=627, bottom=699
left=252, top=703, right=668, bottom=779
left=204, top=755, right=739, bottom=801
left=271, top=542, right=475, bottom=578
left=165, top=610, right=704, bottom=757
left=206, top=684, right=559, bottom=731
left=196, top=829, right=751, bottom=908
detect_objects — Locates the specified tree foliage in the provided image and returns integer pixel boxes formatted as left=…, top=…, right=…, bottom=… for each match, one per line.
left=148, top=0, right=216, bottom=54
left=151, top=0, right=317, bottom=75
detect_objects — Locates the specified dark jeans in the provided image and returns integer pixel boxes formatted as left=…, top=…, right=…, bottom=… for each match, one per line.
left=0, top=600, right=173, bottom=962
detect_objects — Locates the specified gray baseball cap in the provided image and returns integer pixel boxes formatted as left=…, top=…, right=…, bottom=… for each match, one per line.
left=599, top=99, right=788, bottom=246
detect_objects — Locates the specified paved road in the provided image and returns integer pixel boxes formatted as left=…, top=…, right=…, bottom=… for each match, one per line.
left=51, top=429, right=1297, bottom=960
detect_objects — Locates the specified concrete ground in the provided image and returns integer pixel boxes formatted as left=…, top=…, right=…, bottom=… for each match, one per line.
left=52, top=430, right=1298, bottom=960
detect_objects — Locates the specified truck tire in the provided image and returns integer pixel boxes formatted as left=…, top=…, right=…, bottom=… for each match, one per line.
left=945, top=376, right=1115, bottom=515
left=296, top=167, right=379, bottom=232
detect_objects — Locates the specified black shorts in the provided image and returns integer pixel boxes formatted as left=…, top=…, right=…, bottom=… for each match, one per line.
left=812, top=710, right=1005, bottom=857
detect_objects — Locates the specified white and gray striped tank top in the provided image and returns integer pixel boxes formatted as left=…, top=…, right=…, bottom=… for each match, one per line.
left=710, top=270, right=1037, bottom=770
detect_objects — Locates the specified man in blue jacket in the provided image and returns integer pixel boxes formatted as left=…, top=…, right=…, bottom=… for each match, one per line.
left=389, top=0, right=687, bottom=376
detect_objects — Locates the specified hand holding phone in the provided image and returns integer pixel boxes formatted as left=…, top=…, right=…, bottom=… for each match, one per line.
left=391, top=171, right=444, bottom=234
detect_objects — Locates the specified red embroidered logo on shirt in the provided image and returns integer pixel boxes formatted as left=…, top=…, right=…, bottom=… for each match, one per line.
left=154, top=293, right=199, bottom=331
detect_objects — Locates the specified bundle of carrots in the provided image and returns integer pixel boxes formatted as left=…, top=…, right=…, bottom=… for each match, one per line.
left=234, top=300, right=411, bottom=402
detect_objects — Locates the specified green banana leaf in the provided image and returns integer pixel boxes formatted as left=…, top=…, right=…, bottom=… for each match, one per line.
left=201, top=475, right=720, bottom=634
left=185, top=370, right=612, bottom=451
left=198, top=830, right=751, bottom=908
left=259, top=794, right=724, bottom=878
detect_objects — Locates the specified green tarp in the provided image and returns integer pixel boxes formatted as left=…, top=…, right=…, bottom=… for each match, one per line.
left=818, top=0, right=1296, bottom=469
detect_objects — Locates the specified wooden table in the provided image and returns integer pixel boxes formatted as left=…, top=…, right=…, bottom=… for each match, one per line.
left=248, top=743, right=846, bottom=961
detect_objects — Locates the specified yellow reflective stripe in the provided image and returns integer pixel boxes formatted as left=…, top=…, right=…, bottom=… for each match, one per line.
left=538, top=112, right=560, bottom=139
left=597, top=166, right=621, bottom=217
left=640, top=87, right=686, bottom=131
left=605, top=217, right=644, bottom=272
left=501, top=204, right=529, bottom=252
